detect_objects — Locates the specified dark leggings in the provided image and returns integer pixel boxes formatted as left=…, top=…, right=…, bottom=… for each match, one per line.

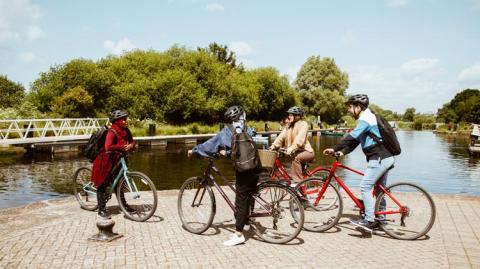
left=234, top=170, right=259, bottom=232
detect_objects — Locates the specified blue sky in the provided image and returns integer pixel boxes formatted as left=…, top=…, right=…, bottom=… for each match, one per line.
left=0, top=0, right=479, bottom=113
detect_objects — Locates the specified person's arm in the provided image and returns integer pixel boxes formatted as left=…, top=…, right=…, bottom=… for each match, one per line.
left=333, top=120, right=369, bottom=155
left=270, top=128, right=287, bottom=149
left=105, top=130, right=123, bottom=152
left=191, top=128, right=231, bottom=157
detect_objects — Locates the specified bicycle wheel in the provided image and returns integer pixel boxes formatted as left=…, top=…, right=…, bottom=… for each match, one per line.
left=72, top=167, right=98, bottom=211
left=294, top=177, right=343, bottom=232
left=375, top=182, right=436, bottom=240
left=308, top=170, right=340, bottom=209
left=177, top=177, right=216, bottom=234
left=116, top=171, right=158, bottom=222
left=250, top=182, right=304, bottom=244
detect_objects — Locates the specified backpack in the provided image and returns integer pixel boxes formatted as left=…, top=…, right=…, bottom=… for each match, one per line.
left=368, top=113, right=401, bottom=156
left=228, top=125, right=261, bottom=173
left=84, top=126, right=117, bottom=162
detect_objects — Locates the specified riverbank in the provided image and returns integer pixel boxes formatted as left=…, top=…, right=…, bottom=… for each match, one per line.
left=0, top=190, right=479, bottom=268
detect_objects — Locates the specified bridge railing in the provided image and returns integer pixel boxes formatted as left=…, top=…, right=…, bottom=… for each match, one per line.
left=0, top=118, right=109, bottom=144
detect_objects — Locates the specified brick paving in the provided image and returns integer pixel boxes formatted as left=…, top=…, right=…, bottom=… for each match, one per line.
left=0, top=189, right=479, bottom=269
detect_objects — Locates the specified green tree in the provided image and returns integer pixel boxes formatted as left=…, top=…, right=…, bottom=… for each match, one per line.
left=250, top=67, right=298, bottom=120
left=299, top=88, right=345, bottom=124
left=51, top=86, right=94, bottom=117
left=294, top=56, right=349, bottom=94
left=403, top=108, right=416, bottom=122
left=0, top=75, right=25, bottom=108
left=437, top=89, right=480, bottom=123
left=197, top=42, right=237, bottom=68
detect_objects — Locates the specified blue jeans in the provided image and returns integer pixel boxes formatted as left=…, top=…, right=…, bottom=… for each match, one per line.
left=360, top=157, right=395, bottom=222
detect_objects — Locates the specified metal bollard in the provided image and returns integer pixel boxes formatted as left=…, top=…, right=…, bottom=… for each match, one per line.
left=148, top=124, right=156, bottom=136
left=89, top=217, right=123, bottom=242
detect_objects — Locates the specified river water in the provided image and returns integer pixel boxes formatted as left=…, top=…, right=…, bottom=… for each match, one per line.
left=0, top=131, right=479, bottom=209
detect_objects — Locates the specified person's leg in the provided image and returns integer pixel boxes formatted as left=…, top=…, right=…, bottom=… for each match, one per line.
left=291, top=151, right=315, bottom=183
left=96, top=181, right=109, bottom=218
left=225, top=171, right=258, bottom=246
left=360, top=157, right=395, bottom=222
left=234, top=172, right=258, bottom=232
left=375, top=157, right=394, bottom=216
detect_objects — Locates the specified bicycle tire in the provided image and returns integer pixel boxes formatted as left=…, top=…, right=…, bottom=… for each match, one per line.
left=72, top=167, right=98, bottom=211
left=116, top=171, right=158, bottom=222
left=306, top=170, right=340, bottom=210
left=250, top=182, right=304, bottom=244
left=177, top=176, right=216, bottom=234
left=294, top=177, right=343, bottom=232
left=375, top=182, right=436, bottom=240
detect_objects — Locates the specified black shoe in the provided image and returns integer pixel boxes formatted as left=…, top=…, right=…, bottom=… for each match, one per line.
left=350, top=218, right=375, bottom=232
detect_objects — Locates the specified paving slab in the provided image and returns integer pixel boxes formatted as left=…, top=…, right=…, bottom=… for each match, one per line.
left=0, top=189, right=479, bottom=269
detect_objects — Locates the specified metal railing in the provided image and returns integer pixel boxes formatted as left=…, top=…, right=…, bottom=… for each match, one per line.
left=0, top=118, right=109, bottom=145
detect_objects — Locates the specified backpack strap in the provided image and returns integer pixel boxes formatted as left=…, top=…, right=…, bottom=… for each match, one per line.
left=367, top=131, right=382, bottom=144
left=109, top=128, right=119, bottom=144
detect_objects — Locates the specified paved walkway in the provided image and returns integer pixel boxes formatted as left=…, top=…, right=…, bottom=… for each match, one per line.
left=0, top=190, right=479, bottom=269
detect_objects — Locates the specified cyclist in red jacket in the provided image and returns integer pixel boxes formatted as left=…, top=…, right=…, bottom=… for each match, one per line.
left=91, top=110, right=137, bottom=218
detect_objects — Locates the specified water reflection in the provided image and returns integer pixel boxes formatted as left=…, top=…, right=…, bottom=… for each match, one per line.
left=0, top=131, right=479, bottom=209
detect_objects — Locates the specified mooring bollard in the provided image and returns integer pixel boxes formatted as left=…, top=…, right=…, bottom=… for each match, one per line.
left=89, top=217, right=123, bottom=242
left=148, top=123, right=156, bottom=136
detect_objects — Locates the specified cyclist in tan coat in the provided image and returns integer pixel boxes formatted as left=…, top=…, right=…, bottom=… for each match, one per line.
left=269, top=106, right=315, bottom=184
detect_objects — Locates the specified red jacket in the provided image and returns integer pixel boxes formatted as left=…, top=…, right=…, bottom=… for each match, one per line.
left=91, top=123, right=136, bottom=187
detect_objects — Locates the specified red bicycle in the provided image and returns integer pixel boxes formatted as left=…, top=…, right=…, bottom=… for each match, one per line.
left=259, top=149, right=340, bottom=217
left=292, top=153, right=436, bottom=240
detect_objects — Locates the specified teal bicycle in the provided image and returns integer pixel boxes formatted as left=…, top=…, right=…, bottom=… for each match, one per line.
left=73, top=152, right=158, bottom=222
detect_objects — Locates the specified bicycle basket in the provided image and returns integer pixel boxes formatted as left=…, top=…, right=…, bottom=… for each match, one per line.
left=258, top=149, right=278, bottom=168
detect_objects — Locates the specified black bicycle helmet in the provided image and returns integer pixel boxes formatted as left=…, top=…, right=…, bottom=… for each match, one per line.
left=345, top=94, right=369, bottom=108
left=109, top=110, right=128, bottom=123
left=287, top=106, right=304, bottom=116
left=224, top=105, right=244, bottom=121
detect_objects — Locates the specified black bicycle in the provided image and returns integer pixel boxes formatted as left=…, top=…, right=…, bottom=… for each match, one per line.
left=177, top=154, right=304, bottom=244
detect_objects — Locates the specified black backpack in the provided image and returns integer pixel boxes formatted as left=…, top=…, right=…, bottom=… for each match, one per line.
left=228, top=125, right=261, bottom=173
left=84, top=126, right=117, bottom=162
left=368, top=113, right=401, bottom=156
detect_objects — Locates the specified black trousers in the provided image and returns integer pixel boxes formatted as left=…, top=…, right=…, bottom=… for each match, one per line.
left=234, top=170, right=259, bottom=232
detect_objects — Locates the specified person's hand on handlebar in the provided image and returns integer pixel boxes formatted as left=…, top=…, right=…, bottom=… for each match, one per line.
left=323, top=148, right=343, bottom=157
left=219, top=149, right=227, bottom=156
left=187, top=150, right=194, bottom=158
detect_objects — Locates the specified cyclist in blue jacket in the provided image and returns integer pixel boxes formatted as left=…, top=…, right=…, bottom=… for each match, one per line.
left=323, top=94, right=394, bottom=231
left=188, top=105, right=258, bottom=246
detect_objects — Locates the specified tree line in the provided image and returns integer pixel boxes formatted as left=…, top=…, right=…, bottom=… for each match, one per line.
left=1, top=43, right=479, bottom=125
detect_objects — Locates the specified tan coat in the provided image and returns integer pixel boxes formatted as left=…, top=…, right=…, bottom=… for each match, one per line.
left=271, top=120, right=314, bottom=153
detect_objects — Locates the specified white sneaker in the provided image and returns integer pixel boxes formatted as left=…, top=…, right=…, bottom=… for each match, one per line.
left=223, top=233, right=245, bottom=246
left=244, top=224, right=250, bottom=231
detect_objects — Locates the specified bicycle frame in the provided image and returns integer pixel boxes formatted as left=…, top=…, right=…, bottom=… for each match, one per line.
left=313, top=159, right=406, bottom=217
left=199, top=158, right=283, bottom=218
left=82, top=154, right=140, bottom=199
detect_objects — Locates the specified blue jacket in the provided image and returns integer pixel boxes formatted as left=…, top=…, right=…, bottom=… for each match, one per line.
left=334, top=108, right=392, bottom=161
left=191, top=126, right=254, bottom=157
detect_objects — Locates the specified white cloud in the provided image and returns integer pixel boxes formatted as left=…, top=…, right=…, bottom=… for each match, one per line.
left=229, top=41, right=253, bottom=56
left=0, top=0, right=44, bottom=44
left=458, top=64, right=480, bottom=83
left=19, top=51, right=35, bottom=63
left=346, top=64, right=459, bottom=113
left=473, top=0, right=480, bottom=9
left=341, top=30, right=357, bottom=46
left=386, top=0, right=408, bottom=8
left=401, top=58, right=440, bottom=73
left=206, top=3, right=224, bottom=12
left=104, top=38, right=137, bottom=55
